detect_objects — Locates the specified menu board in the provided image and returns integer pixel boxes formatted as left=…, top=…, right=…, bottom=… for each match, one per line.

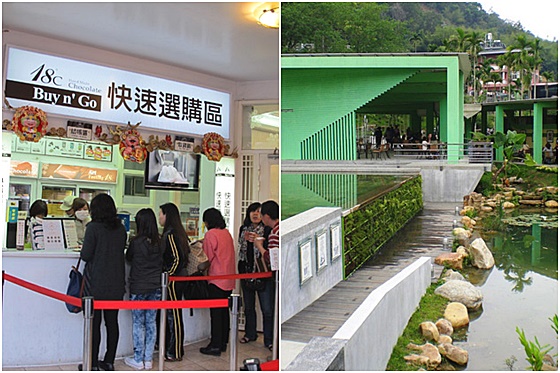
left=45, top=138, right=84, bottom=158
left=84, top=144, right=113, bottom=162
left=41, top=218, right=79, bottom=250
left=11, top=134, right=112, bottom=162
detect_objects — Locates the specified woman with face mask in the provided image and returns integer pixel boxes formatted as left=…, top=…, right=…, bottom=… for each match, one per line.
left=71, top=197, right=91, bottom=244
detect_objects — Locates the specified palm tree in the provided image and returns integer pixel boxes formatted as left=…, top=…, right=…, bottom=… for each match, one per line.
left=541, top=71, right=555, bottom=98
left=508, top=34, right=532, bottom=98
left=409, top=33, right=422, bottom=53
left=490, top=72, right=502, bottom=100
left=449, top=27, right=468, bottom=52
left=497, top=52, right=516, bottom=100
left=529, top=38, right=544, bottom=99
left=467, top=31, right=484, bottom=100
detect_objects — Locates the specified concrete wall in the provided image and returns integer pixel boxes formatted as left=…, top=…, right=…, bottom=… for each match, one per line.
left=281, top=207, right=343, bottom=323
left=284, top=257, right=432, bottom=371
left=421, top=164, right=487, bottom=202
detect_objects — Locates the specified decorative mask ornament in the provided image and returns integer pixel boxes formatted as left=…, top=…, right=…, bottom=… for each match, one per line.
left=11, top=105, right=48, bottom=142
left=119, top=127, right=147, bottom=163
left=202, top=132, right=226, bottom=162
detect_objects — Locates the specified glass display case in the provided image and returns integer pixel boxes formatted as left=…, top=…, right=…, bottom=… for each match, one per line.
left=79, top=187, right=110, bottom=203
left=8, top=182, right=32, bottom=214
left=41, top=185, right=76, bottom=217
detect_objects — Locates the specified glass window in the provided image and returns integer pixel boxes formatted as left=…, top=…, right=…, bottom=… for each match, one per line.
left=242, top=104, right=279, bottom=150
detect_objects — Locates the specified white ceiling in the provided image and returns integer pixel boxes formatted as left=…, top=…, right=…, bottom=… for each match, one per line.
left=2, top=2, right=279, bottom=82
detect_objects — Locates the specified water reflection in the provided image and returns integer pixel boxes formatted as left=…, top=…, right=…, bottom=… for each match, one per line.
left=459, top=218, right=558, bottom=371
left=483, top=222, right=558, bottom=291
left=281, top=173, right=407, bottom=219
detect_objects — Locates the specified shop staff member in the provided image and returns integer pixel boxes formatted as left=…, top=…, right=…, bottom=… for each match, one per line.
left=60, top=195, right=76, bottom=217
left=70, top=197, right=91, bottom=244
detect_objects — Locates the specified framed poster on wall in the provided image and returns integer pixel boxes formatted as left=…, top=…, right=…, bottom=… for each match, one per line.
left=299, top=238, right=313, bottom=285
left=316, top=229, right=328, bottom=272
left=330, top=223, right=342, bottom=261
left=547, top=130, right=554, bottom=143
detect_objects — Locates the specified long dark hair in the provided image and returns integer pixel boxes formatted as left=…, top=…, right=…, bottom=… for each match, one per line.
left=159, top=202, right=189, bottom=252
left=29, top=200, right=48, bottom=218
left=133, top=208, right=160, bottom=250
left=90, top=193, right=121, bottom=229
left=203, top=207, right=226, bottom=230
left=243, top=202, right=262, bottom=227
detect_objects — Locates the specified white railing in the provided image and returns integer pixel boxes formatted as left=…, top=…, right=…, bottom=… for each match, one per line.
left=390, top=142, right=493, bottom=163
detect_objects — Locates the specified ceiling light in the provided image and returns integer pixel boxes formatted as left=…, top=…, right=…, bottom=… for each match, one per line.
left=258, top=7, right=279, bottom=29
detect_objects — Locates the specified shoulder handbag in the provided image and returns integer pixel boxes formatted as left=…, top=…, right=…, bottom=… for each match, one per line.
left=65, top=258, right=85, bottom=313
left=184, top=240, right=210, bottom=301
left=242, top=252, right=269, bottom=292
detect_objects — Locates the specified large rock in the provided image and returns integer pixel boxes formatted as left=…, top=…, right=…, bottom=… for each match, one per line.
left=438, top=343, right=469, bottom=365
left=434, top=253, right=464, bottom=270
left=419, top=321, right=440, bottom=342
left=519, top=199, right=542, bottom=206
left=502, top=201, right=516, bottom=209
left=435, top=280, right=483, bottom=310
left=438, top=335, right=453, bottom=345
left=456, top=246, right=469, bottom=259
left=435, top=318, right=454, bottom=336
left=467, top=238, right=495, bottom=269
left=443, top=302, right=470, bottom=328
left=442, top=269, right=466, bottom=283
left=405, top=343, right=441, bottom=369
left=461, top=216, right=476, bottom=229
left=452, top=228, right=472, bottom=247
left=545, top=200, right=558, bottom=208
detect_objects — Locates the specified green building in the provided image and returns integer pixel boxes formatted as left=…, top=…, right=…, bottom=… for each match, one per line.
left=281, top=53, right=471, bottom=162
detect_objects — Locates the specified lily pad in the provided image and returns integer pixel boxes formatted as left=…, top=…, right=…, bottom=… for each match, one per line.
left=501, top=213, right=558, bottom=229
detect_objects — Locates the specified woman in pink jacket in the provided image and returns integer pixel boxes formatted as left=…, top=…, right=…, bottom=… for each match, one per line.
left=199, top=208, right=236, bottom=356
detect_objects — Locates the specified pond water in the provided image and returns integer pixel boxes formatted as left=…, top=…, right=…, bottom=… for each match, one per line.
left=281, top=173, right=409, bottom=220
left=455, top=216, right=558, bottom=371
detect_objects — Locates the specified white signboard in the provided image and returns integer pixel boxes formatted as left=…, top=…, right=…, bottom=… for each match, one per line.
left=5, top=47, right=230, bottom=138
left=214, top=157, right=235, bottom=236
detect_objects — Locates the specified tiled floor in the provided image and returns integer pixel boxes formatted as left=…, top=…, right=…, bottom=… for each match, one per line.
left=3, top=332, right=274, bottom=371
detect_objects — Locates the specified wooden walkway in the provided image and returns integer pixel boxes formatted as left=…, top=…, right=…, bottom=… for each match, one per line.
left=281, top=202, right=459, bottom=344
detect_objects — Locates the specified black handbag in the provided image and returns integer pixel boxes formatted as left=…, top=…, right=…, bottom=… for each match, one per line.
left=185, top=271, right=209, bottom=300
left=65, top=258, right=84, bottom=313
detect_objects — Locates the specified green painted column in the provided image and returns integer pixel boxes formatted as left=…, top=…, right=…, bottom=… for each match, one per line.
left=446, top=65, right=462, bottom=162
left=411, top=111, right=421, bottom=136
left=439, top=98, right=447, bottom=143
left=495, top=105, right=505, bottom=161
left=533, top=103, right=544, bottom=164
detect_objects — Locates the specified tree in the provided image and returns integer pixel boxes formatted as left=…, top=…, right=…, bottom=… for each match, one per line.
left=467, top=31, right=484, bottom=100
left=409, top=32, right=422, bottom=53
left=541, top=71, right=555, bottom=98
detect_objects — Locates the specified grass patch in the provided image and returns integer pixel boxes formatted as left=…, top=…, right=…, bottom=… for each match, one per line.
left=386, top=282, right=449, bottom=371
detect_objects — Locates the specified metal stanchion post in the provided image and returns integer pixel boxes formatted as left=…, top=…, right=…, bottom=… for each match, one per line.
left=229, top=294, right=240, bottom=371
left=82, top=296, right=94, bottom=371
left=272, top=271, right=279, bottom=360
left=158, top=272, right=169, bottom=372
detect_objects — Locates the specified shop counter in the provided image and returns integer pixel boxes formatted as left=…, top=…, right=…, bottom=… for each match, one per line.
left=2, top=249, right=210, bottom=367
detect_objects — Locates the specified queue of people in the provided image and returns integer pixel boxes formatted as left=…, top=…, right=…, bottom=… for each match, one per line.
left=23, top=194, right=279, bottom=370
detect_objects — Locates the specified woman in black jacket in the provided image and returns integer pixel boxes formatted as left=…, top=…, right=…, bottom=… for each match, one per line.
left=125, top=208, right=162, bottom=370
left=80, top=194, right=126, bottom=371
left=158, top=202, right=189, bottom=361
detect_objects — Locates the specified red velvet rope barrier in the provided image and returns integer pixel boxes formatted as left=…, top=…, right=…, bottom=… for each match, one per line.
left=2, top=271, right=265, bottom=311
left=171, top=271, right=273, bottom=282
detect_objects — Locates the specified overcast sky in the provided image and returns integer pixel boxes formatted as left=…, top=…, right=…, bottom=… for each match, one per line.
left=476, top=0, right=559, bottom=41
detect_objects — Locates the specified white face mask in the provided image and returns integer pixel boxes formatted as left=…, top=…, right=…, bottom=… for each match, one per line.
left=75, top=210, right=90, bottom=221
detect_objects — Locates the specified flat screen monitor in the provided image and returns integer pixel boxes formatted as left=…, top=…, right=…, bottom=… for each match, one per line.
left=144, top=150, right=200, bottom=191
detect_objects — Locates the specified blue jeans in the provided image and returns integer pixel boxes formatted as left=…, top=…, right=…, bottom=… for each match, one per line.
left=241, top=278, right=275, bottom=346
left=131, top=289, right=161, bottom=363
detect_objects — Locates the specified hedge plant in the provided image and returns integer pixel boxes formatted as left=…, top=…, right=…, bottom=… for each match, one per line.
left=342, top=175, right=423, bottom=278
